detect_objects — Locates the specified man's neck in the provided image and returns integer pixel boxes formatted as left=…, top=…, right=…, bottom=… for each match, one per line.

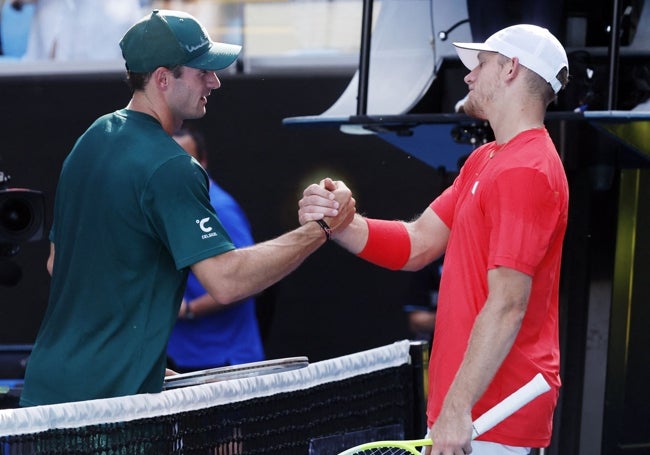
left=489, top=99, right=546, bottom=145
left=126, top=90, right=179, bottom=135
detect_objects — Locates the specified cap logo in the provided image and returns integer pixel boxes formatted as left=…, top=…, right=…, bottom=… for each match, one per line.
left=185, top=38, right=209, bottom=54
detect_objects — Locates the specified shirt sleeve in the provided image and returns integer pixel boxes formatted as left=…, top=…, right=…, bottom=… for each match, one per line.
left=143, top=156, right=235, bottom=270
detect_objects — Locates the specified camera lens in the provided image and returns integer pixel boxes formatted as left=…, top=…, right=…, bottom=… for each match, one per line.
left=1, top=197, right=32, bottom=232
left=0, top=189, right=45, bottom=244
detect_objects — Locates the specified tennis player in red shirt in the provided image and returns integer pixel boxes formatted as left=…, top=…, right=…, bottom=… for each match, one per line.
left=299, top=24, right=569, bottom=455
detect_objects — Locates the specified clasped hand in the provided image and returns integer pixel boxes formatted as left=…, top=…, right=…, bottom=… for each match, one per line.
left=298, top=177, right=356, bottom=236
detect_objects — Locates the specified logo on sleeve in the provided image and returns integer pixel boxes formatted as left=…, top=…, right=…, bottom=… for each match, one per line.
left=197, top=217, right=218, bottom=239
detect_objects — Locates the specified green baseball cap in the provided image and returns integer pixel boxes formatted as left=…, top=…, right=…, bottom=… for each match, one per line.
left=119, top=9, right=242, bottom=73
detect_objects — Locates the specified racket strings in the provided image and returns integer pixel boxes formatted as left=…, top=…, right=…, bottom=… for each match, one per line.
left=349, top=447, right=420, bottom=455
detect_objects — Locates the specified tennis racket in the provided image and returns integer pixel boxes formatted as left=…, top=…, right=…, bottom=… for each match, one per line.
left=163, top=356, right=309, bottom=390
left=337, top=372, right=551, bottom=455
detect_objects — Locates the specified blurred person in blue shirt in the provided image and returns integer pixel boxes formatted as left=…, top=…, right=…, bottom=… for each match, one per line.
left=167, top=124, right=265, bottom=372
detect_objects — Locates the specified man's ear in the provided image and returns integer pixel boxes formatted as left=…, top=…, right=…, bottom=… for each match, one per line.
left=152, top=67, right=171, bottom=89
left=506, top=57, right=521, bottom=80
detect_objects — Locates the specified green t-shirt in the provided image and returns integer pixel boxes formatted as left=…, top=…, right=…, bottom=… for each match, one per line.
left=20, top=110, right=235, bottom=406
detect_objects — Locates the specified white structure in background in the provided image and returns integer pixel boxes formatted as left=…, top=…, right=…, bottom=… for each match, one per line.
left=321, top=0, right=471, bottom=118
left=21, top=0, right=143, bottom=61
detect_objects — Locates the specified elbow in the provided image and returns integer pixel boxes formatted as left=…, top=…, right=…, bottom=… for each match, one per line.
left=46, top=255, right=54, bottom=276
left=208, top=290, right=237, bottom=306
left=505, top=298, right=529, bottom=331
left=47, top=243, right=55, bottom=276
left=487, top=295, right=528, bottom=334
left=207, top=285, right=248, bottom=306
left=192, top=251, right=260, bottom=306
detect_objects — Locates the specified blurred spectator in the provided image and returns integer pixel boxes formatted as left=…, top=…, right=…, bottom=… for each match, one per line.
left=166, top=125, right=265, bottom=373
left=16, top=0, right=142, bottom=61
left=0, top=1, right=34, bottom=59
left=403, top=259, right=443, bottom=344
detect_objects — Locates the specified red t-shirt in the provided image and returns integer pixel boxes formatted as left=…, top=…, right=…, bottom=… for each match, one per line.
left=428, top=128, right=568, bottom=447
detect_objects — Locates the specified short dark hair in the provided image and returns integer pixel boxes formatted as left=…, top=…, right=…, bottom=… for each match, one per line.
left=124, top=65, right=184, bottom=92
left=523, top=64, right=569, bottom=106
left=496, top=54, right=569, bottom=106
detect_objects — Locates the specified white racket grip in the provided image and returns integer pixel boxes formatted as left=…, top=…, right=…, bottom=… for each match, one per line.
left=471, top=373, right=551, bottom=439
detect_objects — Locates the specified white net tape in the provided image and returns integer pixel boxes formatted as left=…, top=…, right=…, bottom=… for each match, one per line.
left=0, top=340, right=411, bottom=437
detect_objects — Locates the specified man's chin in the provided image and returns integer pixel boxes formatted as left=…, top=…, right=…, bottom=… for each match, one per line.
left=462, top=102, right=487, bottom=121
left=186, top=110, right=206, bottom=121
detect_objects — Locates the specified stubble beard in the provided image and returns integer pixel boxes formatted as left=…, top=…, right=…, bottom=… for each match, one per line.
left=462, top=94, right=487, bottom=121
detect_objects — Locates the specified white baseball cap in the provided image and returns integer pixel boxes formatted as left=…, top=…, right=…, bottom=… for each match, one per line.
left=453, top=24, right=568, bottom=94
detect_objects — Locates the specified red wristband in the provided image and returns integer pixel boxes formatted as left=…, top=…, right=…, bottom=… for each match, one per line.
left=357, top=218, right=411, bottom=270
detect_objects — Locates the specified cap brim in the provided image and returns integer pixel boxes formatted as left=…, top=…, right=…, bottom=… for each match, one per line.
left=186, top=42, right=242, bottom=71
left=453, top=42, right=495, bottom=71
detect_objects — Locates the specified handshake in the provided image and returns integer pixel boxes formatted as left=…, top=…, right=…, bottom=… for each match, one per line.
left=298, top=177, right=357, bottom=241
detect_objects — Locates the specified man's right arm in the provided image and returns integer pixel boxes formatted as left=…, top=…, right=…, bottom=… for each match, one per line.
left=192, top=179, right=355, bottom=305
left=298, top=179, right=450, bottom=271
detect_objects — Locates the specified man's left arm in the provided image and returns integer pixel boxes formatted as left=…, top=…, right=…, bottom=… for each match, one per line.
left=428, top=266, right=531, bottom=454
left=47, top=242, right=55, bottom=276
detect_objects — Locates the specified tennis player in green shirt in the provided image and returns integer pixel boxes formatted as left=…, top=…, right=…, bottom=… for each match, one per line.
left=20, top=9, right=354, bottom=407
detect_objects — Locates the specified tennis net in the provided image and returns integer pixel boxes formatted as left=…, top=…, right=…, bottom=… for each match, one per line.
left=0, top=340, right=428, bottom=454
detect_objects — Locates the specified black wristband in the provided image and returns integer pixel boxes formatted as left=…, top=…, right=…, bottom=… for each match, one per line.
left=315, top=219, right=331, bottom=241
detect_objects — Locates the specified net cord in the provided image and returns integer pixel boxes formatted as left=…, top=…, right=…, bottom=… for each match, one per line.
left=0, top=340, right=411, bottom=437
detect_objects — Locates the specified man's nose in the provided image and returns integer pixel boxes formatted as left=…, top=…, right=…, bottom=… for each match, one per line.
left=209, top=72, right=221, bottom=89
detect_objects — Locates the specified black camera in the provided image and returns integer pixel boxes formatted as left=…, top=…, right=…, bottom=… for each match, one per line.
left=0, top=189, right=44, bottom=245
left=0, top=172, right=45, bottom=250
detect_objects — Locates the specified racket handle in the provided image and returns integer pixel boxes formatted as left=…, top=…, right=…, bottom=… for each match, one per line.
left=471, top=373, right=551, bottom=438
